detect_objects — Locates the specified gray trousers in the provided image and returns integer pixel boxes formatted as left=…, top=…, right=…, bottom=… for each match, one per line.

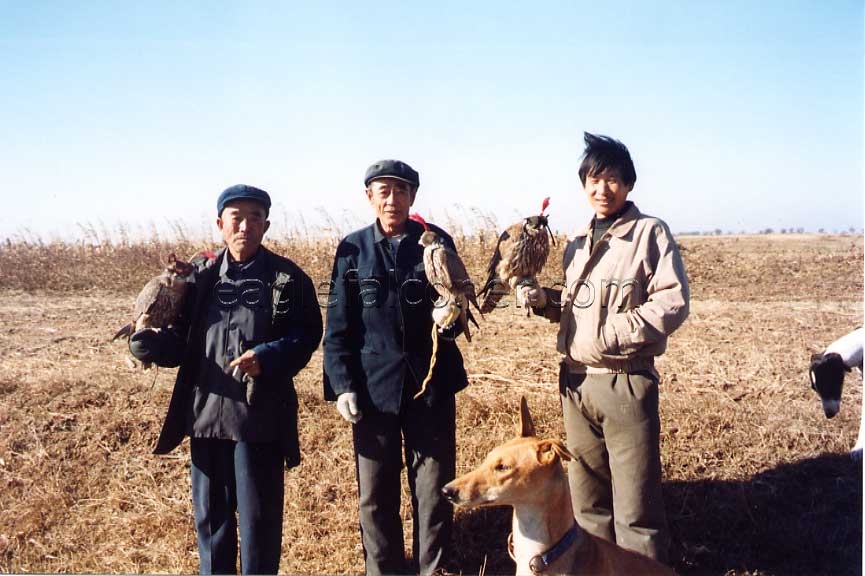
left=559, top=366, right=669, bottom=562
left=352, top=394, right=456, bottom=576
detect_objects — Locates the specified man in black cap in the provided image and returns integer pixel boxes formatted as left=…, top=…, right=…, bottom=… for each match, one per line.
left=129, top=184, right=323, bottom=574
left=323, top=160, right=470, bottom=575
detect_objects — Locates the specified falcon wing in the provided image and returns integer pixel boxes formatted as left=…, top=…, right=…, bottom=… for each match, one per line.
left=134, top=274, right=187, bottom=330
left=131, top=275, right=167, bottom=319
left=114, top=274, right=164, bottom=340
left=479, top=228, right=509, bottom=299
left=479, top=223, right=522, bottom=313
left=442, top=248, right=481, bottom=314
left=431, top=243, right=480, bottom=341
left=144, top=282, right=170, bottom=317
left=151, top=279, right=188, bottom=328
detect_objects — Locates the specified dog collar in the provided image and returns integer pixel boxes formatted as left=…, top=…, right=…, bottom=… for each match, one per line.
left=508, top=521, right=583, bottom=574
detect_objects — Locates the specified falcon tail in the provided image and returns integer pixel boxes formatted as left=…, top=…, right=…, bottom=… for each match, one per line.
left=460, top=315, right=472, bottom=342
left=458, top=306, right=479, bottom=343
left=467, top=308, right=480, bottom=329
left=112, top=323, right=134, bottom=341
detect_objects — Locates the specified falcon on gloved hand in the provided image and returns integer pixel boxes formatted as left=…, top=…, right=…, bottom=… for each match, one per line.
left=478, top=197, right=554, bottom=315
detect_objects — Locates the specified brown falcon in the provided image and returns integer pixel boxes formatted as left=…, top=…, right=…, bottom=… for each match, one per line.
left=113, top=251, right=214, bottom=367
left=478, top=197, right=555, bottom=315
left=410, top=213, right=481, bottom=342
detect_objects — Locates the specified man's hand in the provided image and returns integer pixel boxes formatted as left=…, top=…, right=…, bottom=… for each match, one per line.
left=229, top=350, right=262, bottom=378
left=336, top=392, right=363, bottom=423
left=516, top=282, right=547, bottom=310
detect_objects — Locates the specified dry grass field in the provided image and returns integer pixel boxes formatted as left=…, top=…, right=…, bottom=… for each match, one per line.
left=0, top=232, right=862, bottom=575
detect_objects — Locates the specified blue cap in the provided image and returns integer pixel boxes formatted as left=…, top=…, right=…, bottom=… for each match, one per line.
left=217, top=184, right=272, bottom=217
left=364, top=159, right=420, bottom=188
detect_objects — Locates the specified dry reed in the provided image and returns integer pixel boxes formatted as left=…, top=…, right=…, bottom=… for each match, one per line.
left=0, top=229, right=861, bottom=575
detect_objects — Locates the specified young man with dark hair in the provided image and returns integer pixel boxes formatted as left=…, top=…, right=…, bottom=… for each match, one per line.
left=520, top=133, right=689, bottom=564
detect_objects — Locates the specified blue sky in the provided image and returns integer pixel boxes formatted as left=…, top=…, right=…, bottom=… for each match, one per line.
left=1, top=1, right=862, bottom=241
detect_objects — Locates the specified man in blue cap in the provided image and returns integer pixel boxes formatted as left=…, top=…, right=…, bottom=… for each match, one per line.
left=323, top=160, right=470, bottom=575
left=129, top=184, right=323, bottom=574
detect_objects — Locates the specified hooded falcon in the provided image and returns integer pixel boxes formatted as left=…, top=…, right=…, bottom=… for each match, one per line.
left=478, top=197, right=555, bottom=315
left=410, top=213, right=481, bottom=342
left=113, top=251, right=215, bottom=366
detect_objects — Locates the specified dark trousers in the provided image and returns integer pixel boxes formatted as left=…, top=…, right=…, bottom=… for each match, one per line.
left=352, top=394, right=456, bottom=576
left=559, top=367, right=669, bottom=563
left=190, top=438, right=285, bottom=575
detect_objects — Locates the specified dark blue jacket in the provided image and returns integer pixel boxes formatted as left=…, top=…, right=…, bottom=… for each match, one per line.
left=131, top=246, right=323, bottom=469
left=323, top=219, right=469, bottom=414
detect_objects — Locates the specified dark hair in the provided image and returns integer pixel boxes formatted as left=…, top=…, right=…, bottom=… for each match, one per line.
left=578, top=132, right=636, bottom=187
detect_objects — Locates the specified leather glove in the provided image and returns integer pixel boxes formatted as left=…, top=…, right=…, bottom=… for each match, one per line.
left=128, top=328, right=164, bottom=363
left=516, top=282, right=547, bottom=310
left=336, top=392, right=363, bottom=424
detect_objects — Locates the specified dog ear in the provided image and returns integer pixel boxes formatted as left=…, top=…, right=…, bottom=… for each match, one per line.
left=519, top=396, right=536, bottom=438
left=538, top=440, right=575, bottom=464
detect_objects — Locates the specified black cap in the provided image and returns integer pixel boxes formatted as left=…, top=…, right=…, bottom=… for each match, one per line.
left=364, top=159, right=420, bottom=188
left=217, top=184, right=272, bottom=216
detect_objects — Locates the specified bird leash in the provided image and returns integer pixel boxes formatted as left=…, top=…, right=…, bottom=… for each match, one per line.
left=414, top=323, right=440, bottom=400
left=148, top=365, right=159, bottom=391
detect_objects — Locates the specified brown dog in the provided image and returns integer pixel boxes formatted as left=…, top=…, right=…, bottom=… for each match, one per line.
left=442, top=397, right=676, bottom=575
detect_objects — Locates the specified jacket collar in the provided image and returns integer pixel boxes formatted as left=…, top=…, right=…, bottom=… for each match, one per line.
left=372, top=217, right=425, bottom=243
left=218, top=245, right=269, bottom=277
left=573, top=201, right=640, bottom=240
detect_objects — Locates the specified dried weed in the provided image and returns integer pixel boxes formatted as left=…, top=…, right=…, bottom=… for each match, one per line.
left=0, top=233, right=862, bottom=575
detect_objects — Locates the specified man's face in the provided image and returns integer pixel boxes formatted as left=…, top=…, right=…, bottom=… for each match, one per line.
left=366, top=177, right=417, bottom=235
left=583, top=167, right=633, bottom=218
left=217, top=200, right=270, bottom=262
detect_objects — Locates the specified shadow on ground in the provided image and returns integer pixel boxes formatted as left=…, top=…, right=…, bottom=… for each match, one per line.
left=451, top=453, right=862, bottom=575
left=669, top=452, right=862, bottom=575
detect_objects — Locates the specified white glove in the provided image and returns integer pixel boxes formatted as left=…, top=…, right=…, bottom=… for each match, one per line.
left=431, top=298, right=459, bottom=330
left=336, top=392, right=363, bottom=424
left=516, top=282, right=547, bottom=309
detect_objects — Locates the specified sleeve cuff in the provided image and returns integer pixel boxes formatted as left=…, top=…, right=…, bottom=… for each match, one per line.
left=252, top=342, right=278, bottom=380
